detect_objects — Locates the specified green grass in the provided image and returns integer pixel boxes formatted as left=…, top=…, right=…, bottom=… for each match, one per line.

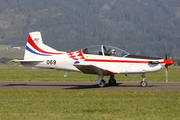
left=0, top=69, right=179, bottom=82
left=0, top=45, right=12, bottom=49
left=0, top=67, right=179, bottom=120
left=168, top=66, right=180, bottom=69
left=0, top=50, right=24, bottom=58
left=0, top=91, right=179, bottom=120
left=0, top=66, right=30, bottom=69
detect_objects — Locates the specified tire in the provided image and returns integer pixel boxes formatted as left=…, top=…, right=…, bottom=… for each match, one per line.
left=108, top=78, right=116, bottom=86
left=140, top=81, right=147, bottom=87
left=97, top=79, right=106, bottom=87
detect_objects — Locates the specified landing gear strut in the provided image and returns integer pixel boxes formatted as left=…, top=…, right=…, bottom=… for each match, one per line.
left=96, top=75, right=106, bottom=87
left=140, top=74, right=147, bottom=87
left=108, top=75, right=116, bottom=86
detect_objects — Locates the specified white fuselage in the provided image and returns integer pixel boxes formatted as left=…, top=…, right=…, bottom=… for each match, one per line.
left=22, top=50, right=164, bottom=75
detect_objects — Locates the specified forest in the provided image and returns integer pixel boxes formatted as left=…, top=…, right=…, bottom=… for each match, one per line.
left=0, top=0, right=180, bottom=58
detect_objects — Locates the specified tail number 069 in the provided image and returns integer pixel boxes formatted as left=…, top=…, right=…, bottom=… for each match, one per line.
left=46, top=60, right=56, bottom=65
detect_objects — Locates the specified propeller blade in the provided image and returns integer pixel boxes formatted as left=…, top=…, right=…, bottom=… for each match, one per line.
left=165, top=66, right=168, bottom=83
left=165, top=43, right=167, bottom=59
left=164, top=43, right=174, bottom=83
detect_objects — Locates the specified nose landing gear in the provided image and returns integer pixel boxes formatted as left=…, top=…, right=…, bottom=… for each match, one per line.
left=140, top=74, right=147, bottom=87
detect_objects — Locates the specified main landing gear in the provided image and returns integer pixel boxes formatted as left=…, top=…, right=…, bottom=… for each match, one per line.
left=140, top=74, right=147, bottom=87
left=96, top=75, right=106, bottom=87
left=108, top=75, right=116, bottom=86
left=96, top=75, right=117, bottom=87
left=97, top=79, right=106, bottom=87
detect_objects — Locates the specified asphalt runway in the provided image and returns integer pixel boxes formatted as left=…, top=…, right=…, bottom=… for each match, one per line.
left=0, top=81, right=180, bottom=91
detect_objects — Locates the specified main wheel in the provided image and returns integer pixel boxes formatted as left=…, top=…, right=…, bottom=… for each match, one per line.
left=97, top=79, right=106, bottom=87
left=140, top=81, right=147, bottom=87
left=108, top=78, right=116, bottom=86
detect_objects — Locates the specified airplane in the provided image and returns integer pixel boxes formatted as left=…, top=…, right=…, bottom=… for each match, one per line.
left=12, top=31, right=174, bottom=87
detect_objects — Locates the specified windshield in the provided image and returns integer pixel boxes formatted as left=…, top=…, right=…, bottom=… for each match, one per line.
left=82, top=45, right=129, bottom=57
left=82, top=45, right=102, bottom=55
left=103, top=45, right=129, bottom=57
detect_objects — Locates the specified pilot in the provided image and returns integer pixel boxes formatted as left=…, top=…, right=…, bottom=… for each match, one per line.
left=108, top=49, right=116, bottom=56
left=83, top=48, right=90, bottom=54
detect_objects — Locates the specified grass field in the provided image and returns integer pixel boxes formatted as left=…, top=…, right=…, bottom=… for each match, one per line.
left=0, top=91, right=179, bottom=120
left=0, top=50, right=24, bottom=58
left=0, top=66, right=180, bottom=120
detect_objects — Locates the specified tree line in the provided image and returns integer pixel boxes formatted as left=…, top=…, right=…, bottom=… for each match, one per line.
left=0, top=0, right=179, bottom=57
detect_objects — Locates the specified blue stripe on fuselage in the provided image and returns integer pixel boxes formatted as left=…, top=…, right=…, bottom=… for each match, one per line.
left=26, top=46, right=52, bottom=56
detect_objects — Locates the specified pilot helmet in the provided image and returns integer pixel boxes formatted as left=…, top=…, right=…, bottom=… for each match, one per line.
left=110, top=49, right=116, bottom=54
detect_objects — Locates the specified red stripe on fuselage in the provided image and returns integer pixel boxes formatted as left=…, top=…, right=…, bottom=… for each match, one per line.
left=84, top=59, right=164, bottom=64
left=77, top=50, right=85, bottom=59
left=27, top=34, right=63, bottom=55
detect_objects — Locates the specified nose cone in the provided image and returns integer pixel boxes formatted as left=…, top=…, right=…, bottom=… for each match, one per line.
left=164, top=59, right=174, bottom=66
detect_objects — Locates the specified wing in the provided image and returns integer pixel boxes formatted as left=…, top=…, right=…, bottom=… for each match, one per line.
left=74, top=63, right=119, bottom=75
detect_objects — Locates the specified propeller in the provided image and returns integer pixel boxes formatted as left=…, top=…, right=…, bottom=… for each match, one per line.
left=164, top=52, right=174, bottom=83
left=165, top=52, right=168, bottom=83
left=165, top=43, right=168, bottom=83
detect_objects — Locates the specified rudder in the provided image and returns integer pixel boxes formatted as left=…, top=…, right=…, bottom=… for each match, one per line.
left=24, top=31, right=59, bottom=59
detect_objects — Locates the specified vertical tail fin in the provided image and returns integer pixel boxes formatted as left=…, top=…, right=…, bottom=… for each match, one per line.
left=24, top=32, right=43, bottom=59
left=24, top=31, right=61, bottom=60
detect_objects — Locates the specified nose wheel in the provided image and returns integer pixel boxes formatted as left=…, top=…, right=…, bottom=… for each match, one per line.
left=140, top=74, right=147, bottom=87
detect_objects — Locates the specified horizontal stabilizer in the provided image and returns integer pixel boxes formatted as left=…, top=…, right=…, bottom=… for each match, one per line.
left=11, top=59, right=44, bottom=63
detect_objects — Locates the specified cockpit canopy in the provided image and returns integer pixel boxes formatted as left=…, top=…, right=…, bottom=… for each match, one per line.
left=82, top=45, right=129, bottom=57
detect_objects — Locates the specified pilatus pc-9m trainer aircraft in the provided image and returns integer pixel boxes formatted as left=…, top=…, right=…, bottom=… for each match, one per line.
left=12, top=32, right=174, bottom=87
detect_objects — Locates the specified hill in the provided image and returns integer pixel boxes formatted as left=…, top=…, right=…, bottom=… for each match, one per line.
left=0, top=0, right=180, bottom=58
